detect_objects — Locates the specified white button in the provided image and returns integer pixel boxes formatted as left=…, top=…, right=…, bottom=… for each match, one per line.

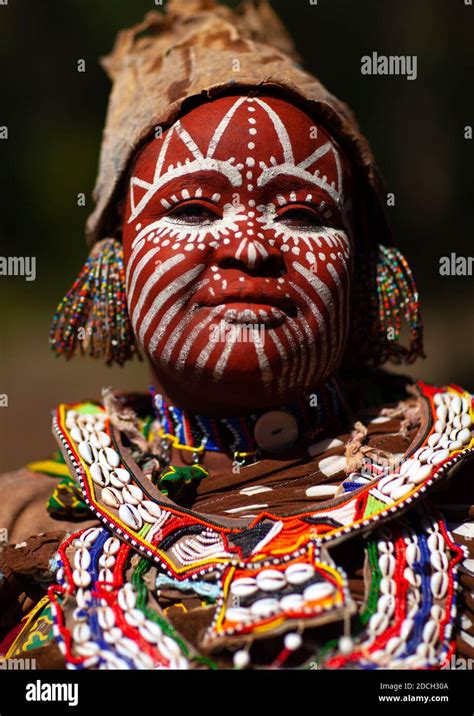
left=253, top=411, right=298, bottom=453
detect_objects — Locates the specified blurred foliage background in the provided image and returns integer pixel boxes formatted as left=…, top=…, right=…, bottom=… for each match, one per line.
left=0, top=0, right=473, bottom=471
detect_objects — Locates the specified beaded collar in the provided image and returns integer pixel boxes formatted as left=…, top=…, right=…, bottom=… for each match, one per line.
left=149, top=377, right=350, bottom=460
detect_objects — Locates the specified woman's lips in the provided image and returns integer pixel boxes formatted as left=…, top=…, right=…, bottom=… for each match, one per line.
left=196, top=287, right=296, bottom=315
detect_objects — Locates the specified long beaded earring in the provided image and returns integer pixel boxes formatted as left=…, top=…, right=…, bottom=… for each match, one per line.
left=375, top=245, right=424, bottom=364
left=49, top=238, right=140, bottom=366
left=346, top=244, right=424, bottom=368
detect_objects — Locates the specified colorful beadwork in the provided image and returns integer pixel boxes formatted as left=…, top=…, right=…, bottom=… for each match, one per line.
left=49, top=238, right=140, bottom=366
left=48, top=383, right=473, bottom=668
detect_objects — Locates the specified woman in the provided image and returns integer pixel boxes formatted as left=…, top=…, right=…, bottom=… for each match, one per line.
left=0, top=0, right=472, bottom=670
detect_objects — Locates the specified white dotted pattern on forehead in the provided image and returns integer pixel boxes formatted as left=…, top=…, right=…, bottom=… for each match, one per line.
left=128, top=97, right=345, bottom=223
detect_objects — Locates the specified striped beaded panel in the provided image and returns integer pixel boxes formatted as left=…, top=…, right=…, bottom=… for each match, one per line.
left=322, top=506, right=466, bottom=669
left=48, top=526, right=193, bottom=670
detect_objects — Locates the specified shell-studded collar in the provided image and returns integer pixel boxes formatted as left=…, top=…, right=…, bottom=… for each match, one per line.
left=53, top=382, right=474, bottom=554
left=52, top=381, right=473, bottom=646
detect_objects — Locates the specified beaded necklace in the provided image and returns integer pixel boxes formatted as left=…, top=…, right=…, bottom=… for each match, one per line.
left=150, top=377, right=349, bottom=465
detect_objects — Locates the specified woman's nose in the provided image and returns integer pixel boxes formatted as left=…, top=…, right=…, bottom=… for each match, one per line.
left=214, top=236, right=286, bottom=277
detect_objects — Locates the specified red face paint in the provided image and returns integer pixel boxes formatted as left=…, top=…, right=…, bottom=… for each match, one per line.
left=122, top=95, right=354, bottom=411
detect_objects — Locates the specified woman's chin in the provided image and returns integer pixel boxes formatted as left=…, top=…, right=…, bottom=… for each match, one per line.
left=152, top=360, right=310, bottom=414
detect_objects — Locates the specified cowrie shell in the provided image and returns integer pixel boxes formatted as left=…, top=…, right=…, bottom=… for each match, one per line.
left=422, top=619, right=440, bottom=645
left=73, top=624, right=92, bottom=644
left=450, top=395, right=462, bottom=415
left=69, top=426, right=83, bottom=443
left=118, top=587, right=136, bottom=611
left=461, top=413, right=471, bottom=428
left=135, top=652, right=155, bottom=670
left=90, top=462, right=110, bottom=487
left=119, top=503, right=143, bottom=530
left=428, top=532, right=445, bottom=551
left=404, top=567, right=421, bottom=587
left=400, top=618, right=414, bottom=640
left=109, top=468, right=130, bottom=486
left=230, top=577, right=258, bottom=598
left=103, top=627, right=122, bottom=645
left=122, top=484, right=144, bottom=505
left=434, top=419, right=446, bottom=433
left=74, top=548, right=91, bottom=571
left=78, top=441, right=94, bottom=465
left=380, top=476, right=405, bottom=496
left=436, top=405, right=448, bottom=421
left=89, top=433, right=102, bottom=451
left=139, top=622, right=163, bottom=643
left=377, top=540, right=394, bottom=554
left=158, top=635, right=182, bottom=660
left=433, top=393, right=445, bottom=407
left=103, top=537, right=121, bottom=555
left=429, top=449, right=450, bottom=465
left=431, top=571, right=448, bottom=599
left=100, top=447, right=120, bottom=468
left=98, top=607, right=116, bottom=630
left=80, top=527, right=101, bottom=545
left=386, top=636, right=404, bottom=656
left=98, top=554, right=115, bottom=569
left=303, top=581, right=335, bottom=602
left=400, top=459, right=421, bottom=477
left=369, top=612, right=389, bottom=635
left=458, top=428, right=471, bottom=444
left=280, top=594, right=304, bottom=611
left=116, top=637, right=140, bottom=658
left=428, top=433, right=441, bottom=448
left=430, top=604, right=444, bottom=621
left=125, top=608, right=146, bottom=628
left=141, top=500, right=162, bottom=518
left=256, top=569, right=286, bottom=592
left=144, top=620, right=163, bottom=640
left=430, top=551, right=448, bottom=572
left=97, top=431, right=111, bottom=447
left=390, top=484, right=412, bottom=501
left=406, top=543, right=421, bottom=566
left=379, top=554, right=396, bottom=577
left=285, top=562, right=315, bottom=585
left=305, top=484, right=339, bottom=499
left=73, top=568, right=91, bottom=588
left=102, top=486, right=124, bottom=509
left=250, top=598, right=280, bottom=617
left=137, top=504, right=159, bottom=523
left=377, top=594, right=395, bottom=616
left=380, top=577, right=396, bottom=595
left=408, top=464, right=432, bottom=485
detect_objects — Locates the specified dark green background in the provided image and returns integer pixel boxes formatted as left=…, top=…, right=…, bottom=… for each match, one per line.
left=0, top=0, right=472, bottom=471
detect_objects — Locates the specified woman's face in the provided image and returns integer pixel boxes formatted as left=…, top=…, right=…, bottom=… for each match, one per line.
left=122, top=95, right=354, bottom=412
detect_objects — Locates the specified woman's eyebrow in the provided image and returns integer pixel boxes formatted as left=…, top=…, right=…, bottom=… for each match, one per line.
left=162, top=172, right=233, bottom=191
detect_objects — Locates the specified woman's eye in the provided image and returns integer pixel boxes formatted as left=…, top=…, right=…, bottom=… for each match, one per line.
left=166, top=203, right=220, bottom=224
left=276, top=207, right=321, bottom=228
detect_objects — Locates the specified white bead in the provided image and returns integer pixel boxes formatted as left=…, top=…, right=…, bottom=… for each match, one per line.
left=233, top=650, right=250, bottom=668
left=284, top=632, right=302, bottom=651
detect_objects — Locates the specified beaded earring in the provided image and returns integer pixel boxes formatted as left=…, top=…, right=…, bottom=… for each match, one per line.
left=49, top=238, right=140, bottom=366
left=346, top=244, right=424, bottom=368
left=375, top=245, right=424, bottom=364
